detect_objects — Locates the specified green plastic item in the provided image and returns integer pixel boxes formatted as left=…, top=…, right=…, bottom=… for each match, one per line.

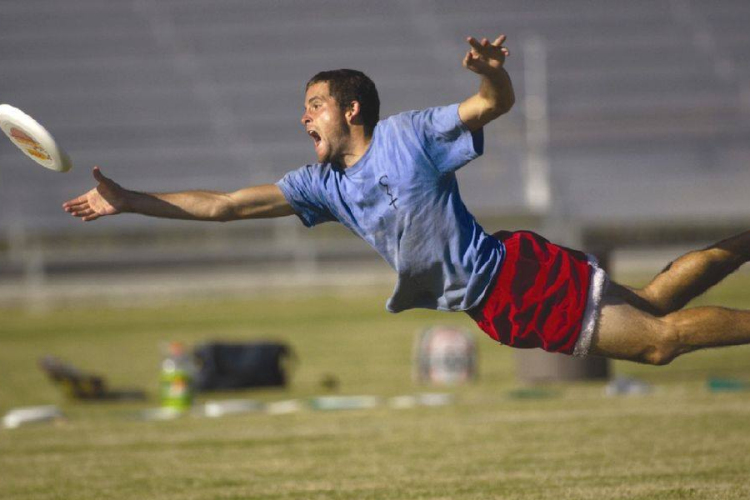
left=707, top=377, right=749, bottom=393
left=160, top=342, right=194, bottom=411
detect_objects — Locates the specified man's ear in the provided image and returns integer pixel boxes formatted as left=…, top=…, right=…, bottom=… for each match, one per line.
left=345, top=101, right=362, bottom=125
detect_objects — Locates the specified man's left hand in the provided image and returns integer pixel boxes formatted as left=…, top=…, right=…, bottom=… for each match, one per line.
left=459, top=34, right=516, bottom=131
left=463, top=35, right=510, bottom=79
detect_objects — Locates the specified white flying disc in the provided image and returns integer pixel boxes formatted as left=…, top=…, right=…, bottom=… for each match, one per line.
left=0, top=104, right=72, bottom=172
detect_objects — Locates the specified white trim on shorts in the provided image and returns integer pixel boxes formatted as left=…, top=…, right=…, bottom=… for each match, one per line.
left=572, top=255, right=610, bottom=357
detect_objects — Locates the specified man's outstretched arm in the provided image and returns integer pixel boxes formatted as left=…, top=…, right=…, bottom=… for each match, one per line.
left=458, top=34, right=516, bottom=132
left=62, top=166, right=295, bottom=222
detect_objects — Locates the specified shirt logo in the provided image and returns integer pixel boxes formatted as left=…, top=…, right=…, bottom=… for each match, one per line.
left=379, top=175, right=398, bottom=209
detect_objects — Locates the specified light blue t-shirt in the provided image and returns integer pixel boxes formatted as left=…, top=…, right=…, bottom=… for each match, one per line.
left=276, top=103, right=505, bottom=313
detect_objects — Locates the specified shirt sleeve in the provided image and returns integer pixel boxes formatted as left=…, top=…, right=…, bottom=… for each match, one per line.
left=276, top=165, right=336, bottom=227
left=409, top=103, right=484, bottom=175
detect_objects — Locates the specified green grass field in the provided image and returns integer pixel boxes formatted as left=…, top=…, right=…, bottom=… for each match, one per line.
left=2, top=273, right=750, bottom=500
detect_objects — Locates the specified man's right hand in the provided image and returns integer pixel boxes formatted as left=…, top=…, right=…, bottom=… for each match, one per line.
left=63, top=166, right=128, bottom=221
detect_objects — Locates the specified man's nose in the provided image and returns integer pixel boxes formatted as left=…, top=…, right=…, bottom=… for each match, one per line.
left=301, top=112, right=311, bottom=126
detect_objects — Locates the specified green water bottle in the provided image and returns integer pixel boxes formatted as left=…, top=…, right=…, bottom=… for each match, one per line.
left=160, top=341, right=194, bottom=412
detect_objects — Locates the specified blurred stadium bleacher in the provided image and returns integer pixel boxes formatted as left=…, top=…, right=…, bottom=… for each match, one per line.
left=2, top=0, right=750, bottom=302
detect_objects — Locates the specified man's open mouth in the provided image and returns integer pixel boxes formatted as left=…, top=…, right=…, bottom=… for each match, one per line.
left=307, top=130, right=322, bottom=147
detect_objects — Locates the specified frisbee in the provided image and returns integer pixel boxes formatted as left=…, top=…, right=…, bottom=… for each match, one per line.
left=0, top=104, right=72, bottom=172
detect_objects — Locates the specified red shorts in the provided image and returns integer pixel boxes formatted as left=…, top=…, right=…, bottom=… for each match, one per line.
left=468, top=231, right=594, bottom=355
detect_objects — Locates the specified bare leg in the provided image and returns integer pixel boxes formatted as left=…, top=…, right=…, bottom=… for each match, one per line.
left=590, top=292, right=750, bottom=365
left=617, top=231, right=750, bottom=316
left=589, top=230, right=750, bottom=364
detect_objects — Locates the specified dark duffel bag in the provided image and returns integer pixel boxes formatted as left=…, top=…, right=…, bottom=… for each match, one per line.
left=193, top=342, right=293, bottom=391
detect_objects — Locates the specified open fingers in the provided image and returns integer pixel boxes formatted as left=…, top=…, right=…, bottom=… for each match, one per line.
left=63, top=192, right=94, bottom=216
left=463, top=52, right=496, bottom=75
left=68, top=205, right=94, bottom=218
left=71, top=207, right=96, bottom=218
left=81, top=212, right=101, bottom=222
left=492, top=34, right=507, bottom=46
left=62, top=194, right=88, bottom=209
left=467, top=37, right=488, bottom=56
left=467, top=36, right=508, bottom=60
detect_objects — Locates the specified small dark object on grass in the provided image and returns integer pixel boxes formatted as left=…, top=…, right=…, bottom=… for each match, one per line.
left=39, top=356, right=146, bottom=401
left=193, top=342, right=295, bottom=391
left=320, top=373, right=340, bottom=391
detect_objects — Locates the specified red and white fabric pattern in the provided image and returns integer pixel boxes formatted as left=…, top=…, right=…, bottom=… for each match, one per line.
left=468, top=231, right=608, bottom=357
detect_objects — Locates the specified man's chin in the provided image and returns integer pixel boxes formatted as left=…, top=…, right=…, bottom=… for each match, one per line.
left=314, top=144, right=336, bottom=163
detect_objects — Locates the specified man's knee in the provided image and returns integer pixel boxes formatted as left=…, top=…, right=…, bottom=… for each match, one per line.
left=642, top=345, right=676, bottom=366
left=592, top=297, right=686, bottom=365
left=641, top=319, right=683, bottom=366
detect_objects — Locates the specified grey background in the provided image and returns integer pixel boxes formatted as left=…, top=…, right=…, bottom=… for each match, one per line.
left=1, top=0, right=749, bottom=305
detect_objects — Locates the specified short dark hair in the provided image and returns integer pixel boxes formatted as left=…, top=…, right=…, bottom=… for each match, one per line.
left=306, top=69, right=380, bottom=134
